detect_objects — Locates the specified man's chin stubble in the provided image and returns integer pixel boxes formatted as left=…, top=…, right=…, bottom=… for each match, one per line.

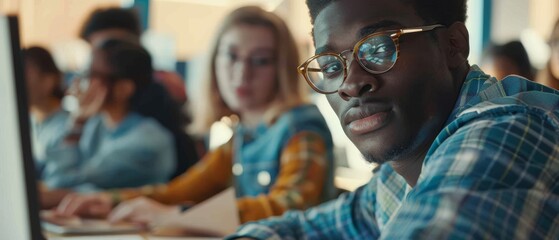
left=362, top=142, right=413, bottom=165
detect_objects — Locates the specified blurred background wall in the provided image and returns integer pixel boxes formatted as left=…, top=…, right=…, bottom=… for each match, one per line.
left=0, top=0, right=556, bottom=72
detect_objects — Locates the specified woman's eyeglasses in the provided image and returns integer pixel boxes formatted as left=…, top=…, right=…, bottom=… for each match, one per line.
left=298, top=24, right=445, bottom=94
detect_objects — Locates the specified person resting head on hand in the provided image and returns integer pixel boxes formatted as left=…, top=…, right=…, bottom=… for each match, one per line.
left=40, top=39, right=177, bottom=207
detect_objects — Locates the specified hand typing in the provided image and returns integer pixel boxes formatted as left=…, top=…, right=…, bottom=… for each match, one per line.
left=56, top=192, right=112, bottom=218
left=108, top=197, right=181, bottom=228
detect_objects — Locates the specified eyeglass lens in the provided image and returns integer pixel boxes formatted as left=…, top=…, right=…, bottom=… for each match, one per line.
left=306, top=34, right=397, bottom=92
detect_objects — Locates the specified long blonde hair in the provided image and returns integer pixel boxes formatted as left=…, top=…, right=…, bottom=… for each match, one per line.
left=189, top=6, right=308, bottom=135
left=537, top=19, right=559, bottom=90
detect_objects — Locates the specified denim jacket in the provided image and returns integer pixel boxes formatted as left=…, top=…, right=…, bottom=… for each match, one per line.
left=232, top=104, right=335, bottom=200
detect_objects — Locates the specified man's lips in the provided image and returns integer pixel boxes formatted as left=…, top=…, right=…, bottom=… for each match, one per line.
left=344, top=106, right=391, bottom=135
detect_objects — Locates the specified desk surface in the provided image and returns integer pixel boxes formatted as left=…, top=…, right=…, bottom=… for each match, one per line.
left=46, top=233, right=220, bottom=240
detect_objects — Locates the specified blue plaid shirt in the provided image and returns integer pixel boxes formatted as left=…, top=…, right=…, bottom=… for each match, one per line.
left=228, top=66, right=559, bottom=240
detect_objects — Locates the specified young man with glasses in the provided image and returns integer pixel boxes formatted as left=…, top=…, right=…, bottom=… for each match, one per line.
left=229, top=0, right=559, bottom=239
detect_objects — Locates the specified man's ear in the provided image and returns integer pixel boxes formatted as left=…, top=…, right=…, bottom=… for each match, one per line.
left=445, top=22, right=470, bottom=68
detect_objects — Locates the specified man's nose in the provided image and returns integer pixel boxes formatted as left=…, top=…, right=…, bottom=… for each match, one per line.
left=337, top=57, right=378, bottom=101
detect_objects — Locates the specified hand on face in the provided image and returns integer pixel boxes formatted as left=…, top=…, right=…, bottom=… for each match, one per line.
left=76, top=78, right=108, bottom=120
left=107, top=197, right=180, bottom=228
left=55, top=192, right=112, bottom=218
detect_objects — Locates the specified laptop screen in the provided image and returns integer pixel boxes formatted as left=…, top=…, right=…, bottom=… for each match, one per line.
left=0, top=15, right=44, bottom=240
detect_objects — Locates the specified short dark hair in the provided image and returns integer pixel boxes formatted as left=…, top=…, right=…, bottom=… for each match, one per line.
left=97, top=39, right=189, bottom=131
left=97, top=39, right=152, bottom=88
left=22, top=46, right=65, bottom=99
left=306, top=0, right=467, bottom=26
left=80, top=8, right=141, bottom=40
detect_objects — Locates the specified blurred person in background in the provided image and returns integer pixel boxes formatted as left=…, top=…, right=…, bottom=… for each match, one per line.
left=81, top=7, right=187, bottom=106
left=537, top=19, right=559, bottom=90
left=56, top=6, right=335, bottom=226
left=41, top=39, right=176, bottom=207
left=80, top=7, right=200, bottom=177
left=23, top=46, right=74, bottom=187
left=481, top=40, right=534, bottom=80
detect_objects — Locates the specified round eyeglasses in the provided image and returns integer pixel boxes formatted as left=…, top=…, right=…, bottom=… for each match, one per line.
left=298, top=24, right=445, bottom=94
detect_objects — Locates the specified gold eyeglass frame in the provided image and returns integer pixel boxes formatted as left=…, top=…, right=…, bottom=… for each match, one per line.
left=298, top=24, right=445, bottom=94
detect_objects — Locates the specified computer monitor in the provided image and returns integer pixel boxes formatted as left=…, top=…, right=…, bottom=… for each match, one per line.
left=0, top=15, right=45, bottom=240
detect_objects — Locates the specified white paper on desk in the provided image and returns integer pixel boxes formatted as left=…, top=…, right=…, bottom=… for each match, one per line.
left=49, top=235, right=144, bottom=240
left=172, top=187, right=239, bottom=236
left=148, top=237, right=220, bottom=240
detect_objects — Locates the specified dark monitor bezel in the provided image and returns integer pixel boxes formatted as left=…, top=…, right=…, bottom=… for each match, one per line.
left=7, top=15, right=45, bottom=240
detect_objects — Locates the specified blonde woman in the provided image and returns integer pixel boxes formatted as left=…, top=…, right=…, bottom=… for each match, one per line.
left=56, top=6, right=334, bottom=225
